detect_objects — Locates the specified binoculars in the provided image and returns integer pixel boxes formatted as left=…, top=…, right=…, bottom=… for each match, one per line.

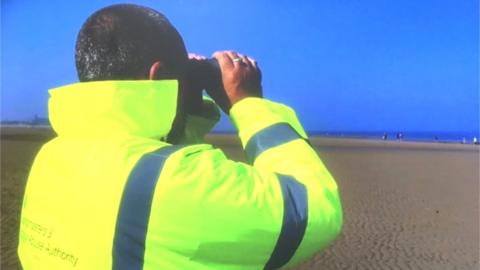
left=185, top=57, right=262, bottom=113
left=186, top=58, right=223, bottom=93
left=185, top=58, right=232, bottom=112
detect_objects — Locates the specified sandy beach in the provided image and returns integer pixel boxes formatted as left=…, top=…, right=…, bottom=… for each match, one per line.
left=1, top=127, right=478, bottom=269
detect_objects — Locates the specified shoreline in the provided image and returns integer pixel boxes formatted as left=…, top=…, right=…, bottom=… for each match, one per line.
left=2, top=126, right=479, bottom=148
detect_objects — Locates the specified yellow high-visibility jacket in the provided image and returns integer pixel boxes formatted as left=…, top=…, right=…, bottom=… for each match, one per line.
left=18, top=80, right=343, bottom=270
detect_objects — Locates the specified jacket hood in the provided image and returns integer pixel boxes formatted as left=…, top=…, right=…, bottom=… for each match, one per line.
left=48, top=80, right=178, bottom=139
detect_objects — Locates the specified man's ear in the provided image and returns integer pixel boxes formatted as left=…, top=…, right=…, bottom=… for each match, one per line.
left=149, top=61, right=170, bottom=80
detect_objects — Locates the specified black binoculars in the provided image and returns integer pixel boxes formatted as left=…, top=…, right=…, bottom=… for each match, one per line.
left=185, top=58, right=232, bottom=112
left=186, top=58, right=223, bottom=93
left=184, top=57, right=262, bottom=113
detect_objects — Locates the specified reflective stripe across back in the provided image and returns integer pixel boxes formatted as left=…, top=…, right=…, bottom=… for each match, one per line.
left=112, top=145, right=184, bottom=270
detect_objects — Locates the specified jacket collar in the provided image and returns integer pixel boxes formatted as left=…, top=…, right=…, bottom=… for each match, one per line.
left=48, top=80, right=178, bottom=139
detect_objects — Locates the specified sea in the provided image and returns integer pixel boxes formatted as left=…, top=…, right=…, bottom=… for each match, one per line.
left=311, top=131, right=480, bottom=144
left=1, top=125, right=479, bottom=145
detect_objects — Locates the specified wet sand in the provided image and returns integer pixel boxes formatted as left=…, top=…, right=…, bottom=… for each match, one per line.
left=1, top=128, right=479, bottom=269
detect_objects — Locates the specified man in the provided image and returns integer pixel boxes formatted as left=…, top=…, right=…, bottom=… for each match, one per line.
left=18, top=4, right=343, bottom=270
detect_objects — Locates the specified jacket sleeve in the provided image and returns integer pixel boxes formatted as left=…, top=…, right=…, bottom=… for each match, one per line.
left=229, top=97, right=343, bottom=268
left=156, top=98, right=343, bottom=269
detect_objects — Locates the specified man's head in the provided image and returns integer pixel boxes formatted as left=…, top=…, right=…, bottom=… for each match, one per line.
left=75, top=4, right=188, bottom=81
left=76, top=4, right=190, bottom=143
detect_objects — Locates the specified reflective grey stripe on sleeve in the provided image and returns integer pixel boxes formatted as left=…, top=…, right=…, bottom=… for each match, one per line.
left=112, top=145, right=184, bottom=270
left=264, top=174, right=308, bottom=270
left=244, top=123, right=306, bottom=164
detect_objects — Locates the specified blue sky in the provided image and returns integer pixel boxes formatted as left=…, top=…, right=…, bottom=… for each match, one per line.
left=2, top=0, right=478, bottom=133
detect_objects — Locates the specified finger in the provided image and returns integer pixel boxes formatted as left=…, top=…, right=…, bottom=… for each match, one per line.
left=227, top=51, right=240, bottom=60
left=246, top=56, right=258, bottom=71
left=239, top=55, right=253, bottom=69
left=226, top=51, right=245, bottom=67
left=247, top=56, right=260, bottom=72
left=235, top=53, right=251, bottom=67
left=213, top=51, right=234, bottom=70
left=246, top=56, right=261, bottom=83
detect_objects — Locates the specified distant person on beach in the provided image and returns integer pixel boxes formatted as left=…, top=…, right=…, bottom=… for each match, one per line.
left=18, top=4, right=342, bottom=269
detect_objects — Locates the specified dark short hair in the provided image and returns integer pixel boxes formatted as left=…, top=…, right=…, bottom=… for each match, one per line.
left=75, top=4, right=187, bottom=81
